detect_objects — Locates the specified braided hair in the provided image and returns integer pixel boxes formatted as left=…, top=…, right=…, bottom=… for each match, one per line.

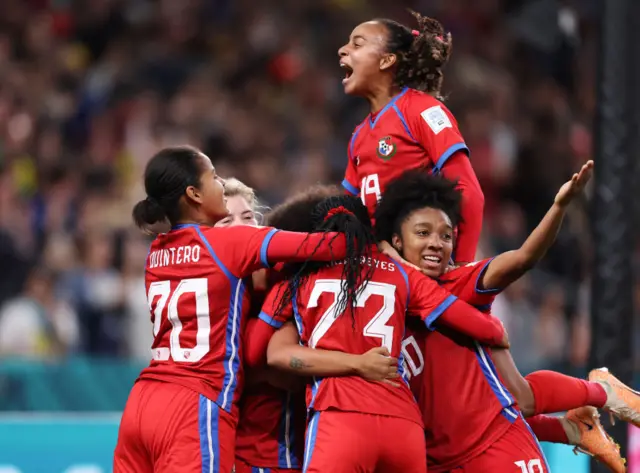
left=374, top=170, right=463, bottom=244
left=274, top=195, right=377, bottom=328
left=377, top=11, right=453, bottom=99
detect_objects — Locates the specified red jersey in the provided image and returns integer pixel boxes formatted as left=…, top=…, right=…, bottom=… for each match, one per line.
left=140, top=224, right=348, bottom=418
left=259, top=248, right=461, bottom=426
left=236, top=382, right=306, bottom=469
left=342, top=88, right=468, bottom=218
left=402, top=259, right=518, bottom=471
left=236, top=267, right=305, bottom=470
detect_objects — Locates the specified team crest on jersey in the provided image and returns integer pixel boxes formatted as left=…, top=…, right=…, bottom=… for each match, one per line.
left=376, top=136, right=397, bottom=160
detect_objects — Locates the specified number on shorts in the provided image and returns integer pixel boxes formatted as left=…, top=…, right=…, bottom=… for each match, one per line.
left=515, top=459, right=543, bottom=473
left=147, top=278, right=210, bottom=362
left=307, top=279, right=396, bottom=351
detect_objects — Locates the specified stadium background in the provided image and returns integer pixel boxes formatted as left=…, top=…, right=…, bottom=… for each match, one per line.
left=0, top=0, right=636, bottom=472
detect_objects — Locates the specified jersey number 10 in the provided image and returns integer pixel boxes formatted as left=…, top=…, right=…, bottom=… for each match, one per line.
left=147, top=278, right=210, bottom=363
left=306, top=279, right=396, bottom=352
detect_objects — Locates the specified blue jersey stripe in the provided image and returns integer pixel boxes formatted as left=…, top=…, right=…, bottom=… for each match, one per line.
left=349, top=123, right=366, bottom=159
left=370, top=87, right=408, bottom=129
left=258, top=311, right=284, bottom=329
left=424, top=294, right=457, bottom=330
left=278, top=391, right=300, bottom=469
left=520, top=413, right=552, bottom=471
left=391, top=103, right=417, bottom=142
left=260, top=229, right=279, bottom=268
left=474, top=342, right=518, bottom=423
left=193, top=225, right=244, bottom=413
left=302, top=411, right=321, bottom=473
left=199, top=395, right=220, bottom=473
left=342, top=178, right=359, bottom=196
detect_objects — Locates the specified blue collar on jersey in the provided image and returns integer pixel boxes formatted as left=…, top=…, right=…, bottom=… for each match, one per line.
left=171, top=223, right=201, bottom=231
left=369, top=87, right=409, bottom=129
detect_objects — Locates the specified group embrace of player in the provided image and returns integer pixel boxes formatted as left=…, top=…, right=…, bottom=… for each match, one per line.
left=113, top=11, right=640, bottom=473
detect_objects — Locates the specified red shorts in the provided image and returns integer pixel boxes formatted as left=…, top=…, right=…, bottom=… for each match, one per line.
left=303, top=410, right=426, bottom=473
left=114, top=380, right=237, bottom=473
left=234, top=458, right=299, bottom=473
left=452, top=416, right=550, bottom=473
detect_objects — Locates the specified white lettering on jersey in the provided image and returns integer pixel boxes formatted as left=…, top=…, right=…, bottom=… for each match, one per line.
left=420, top=105, right=452, bottom=135
left=361, top=174, right=381, bottom=204
left=149, top=245, right=201, bottom=269
left=401, top=335, right=424, bottom=381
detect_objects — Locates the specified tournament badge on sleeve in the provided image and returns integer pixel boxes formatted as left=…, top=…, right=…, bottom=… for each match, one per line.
left=376, top=136, right=397, bottom=161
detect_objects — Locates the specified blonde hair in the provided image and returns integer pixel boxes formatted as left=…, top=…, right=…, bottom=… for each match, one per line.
left=224, top=177, right=267, bottom=223
left=224, top=178, right=257, bottom=208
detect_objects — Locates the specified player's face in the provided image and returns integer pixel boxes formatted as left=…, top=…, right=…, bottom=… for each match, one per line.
left=338, top=21, right=389, bottom=96
left=393, top=207, right=454, bottom=278
left=215, top=195, right=258, bottom=228
left=194, top=154, right=228, bottom=223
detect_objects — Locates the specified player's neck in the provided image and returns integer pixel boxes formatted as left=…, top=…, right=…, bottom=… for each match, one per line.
left=173, top=217, right=214, bottom=229
left=367, top=86, right=403, bottom=115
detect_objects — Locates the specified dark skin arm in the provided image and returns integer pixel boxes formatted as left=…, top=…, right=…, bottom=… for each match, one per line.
left=267, top=322, right=400, bottom=386
left=479, top=161, right=593, bottom=290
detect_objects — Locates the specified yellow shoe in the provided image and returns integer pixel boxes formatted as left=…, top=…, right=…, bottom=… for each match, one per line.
left=589, top=367, right=640, bottom=428
left=565, top=407, right=626, bottom=473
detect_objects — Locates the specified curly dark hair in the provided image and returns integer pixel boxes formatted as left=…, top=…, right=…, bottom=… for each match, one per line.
left=274, top=195, right=377, bottom=328
left=374, top=170, right=462, bottom=244
left=376, top=11, right=452, bottom=99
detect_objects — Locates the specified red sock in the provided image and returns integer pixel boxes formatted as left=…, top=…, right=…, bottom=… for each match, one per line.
left=527, top=415, right=569, bottom=444
left=525, top=370, right=607, bottom=415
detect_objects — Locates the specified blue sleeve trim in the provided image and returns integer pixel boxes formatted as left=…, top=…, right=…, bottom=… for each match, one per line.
left=260, top=228, right=280, bottom=268
left=342, top=179, right=359, bottom=196
left=433, top=142, right=469, bottom=174
left=349, top=123, right=365, bottom=158
left=425, top=294, right=458, bottom=331
left=258, top=310, right=284, bottom=329
left=391, top=104, right=417, bottom=142
left=475, top=257, right=503, bottom=294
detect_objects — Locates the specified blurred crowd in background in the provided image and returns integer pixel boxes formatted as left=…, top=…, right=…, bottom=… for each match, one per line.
left=0, top=0, right=619, bottom=375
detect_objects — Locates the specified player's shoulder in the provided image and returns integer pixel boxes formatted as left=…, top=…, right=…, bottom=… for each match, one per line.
left=441, top=258, right=493, bottom=283
left=199, top=224, right=272, bottom=242
left=401, top=90, right=457, bottom=125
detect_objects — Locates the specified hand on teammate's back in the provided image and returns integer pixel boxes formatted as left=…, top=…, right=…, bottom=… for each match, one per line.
left=355, top=347, right=401, bottom=387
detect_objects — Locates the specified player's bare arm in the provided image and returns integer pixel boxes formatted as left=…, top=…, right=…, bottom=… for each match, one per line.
left=267, top=322, right=400, bottom=385
left=480, top=160, right=593, bottom=290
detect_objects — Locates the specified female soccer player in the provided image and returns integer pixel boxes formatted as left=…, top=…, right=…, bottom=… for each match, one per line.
left=214, top=178, right=261, bottom=228
left=373, top=166, right=632, bottom=473
left=113, top=146, right=356, bottom=473
left=264, top=165, right=632, bottom=473
left=338, top=12, right=483, bottom=263
left=246, top=195, right=511, bottom=473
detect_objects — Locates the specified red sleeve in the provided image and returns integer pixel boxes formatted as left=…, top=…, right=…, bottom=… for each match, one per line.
left=244, top=282, right=293, bottom=367
left=342, top=123, right=365, bottom=195
left=440, top=151, right=485, bottom=263
left=407, top=268, right=504, bottom=345
left=406, top=97, right=469, bottom=170
left=441, top=258, right=500, bottom=309
left=202, top=226, right=347, bottom=278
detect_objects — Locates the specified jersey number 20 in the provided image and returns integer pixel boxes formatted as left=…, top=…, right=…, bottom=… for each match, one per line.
left=147, top=278, right=210, bottom=362
left=307, top=279, right=396, bottom=352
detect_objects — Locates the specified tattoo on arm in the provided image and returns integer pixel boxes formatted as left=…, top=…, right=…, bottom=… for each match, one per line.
left=289, top=357, right=308, bottom=370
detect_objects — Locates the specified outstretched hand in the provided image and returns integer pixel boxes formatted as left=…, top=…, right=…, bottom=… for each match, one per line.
left=554, top=160, right=594, bottom=208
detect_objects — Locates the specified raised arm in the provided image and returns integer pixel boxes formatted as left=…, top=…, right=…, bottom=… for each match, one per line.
left=267, top=322, right=400, bottom=384
left=479, top=161, right=593, bottom=290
